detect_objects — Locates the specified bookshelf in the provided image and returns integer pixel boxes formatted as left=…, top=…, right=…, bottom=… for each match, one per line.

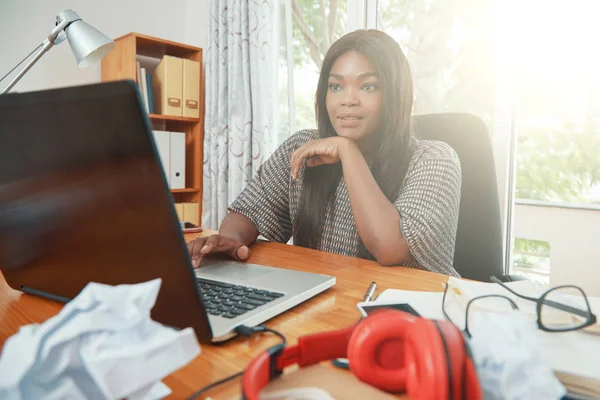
left=100, top=32, right=204, bottom=217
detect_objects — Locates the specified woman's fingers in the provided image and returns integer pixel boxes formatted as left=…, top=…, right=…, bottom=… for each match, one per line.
left=291, top=143, right=319, bottom=179
left=188, top=236, right=208, bottom=268
left=290, top=146, right=306, bottom=180
left=232, top=245, right=252, bottom=261
left=187, top=234, right=250, bottom=266
left=290, top=139, right=345, bottom=179
left=200, top=234, right=221, bottom=254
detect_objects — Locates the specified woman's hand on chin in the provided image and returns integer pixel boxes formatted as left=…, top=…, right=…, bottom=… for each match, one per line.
left=289, top=136, right=358, bottom=180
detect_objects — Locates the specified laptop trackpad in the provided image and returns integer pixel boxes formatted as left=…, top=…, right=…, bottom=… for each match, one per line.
left=196, top=260, right=271, bottom=281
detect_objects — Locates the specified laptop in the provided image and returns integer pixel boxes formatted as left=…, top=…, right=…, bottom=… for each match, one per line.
left=0, top=80, right=335, bottom=343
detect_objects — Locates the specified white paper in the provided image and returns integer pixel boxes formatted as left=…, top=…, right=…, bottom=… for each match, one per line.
left=470, top=312, right=566, bottom=400
left=0, top=278, right=200, bottom=400
left=538, top=329, right=600, bottom=381
left=362, top=289, right=445, bottom=320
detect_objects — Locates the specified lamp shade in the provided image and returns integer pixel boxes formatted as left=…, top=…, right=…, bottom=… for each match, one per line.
left=61, top=12, right=115, bottom=68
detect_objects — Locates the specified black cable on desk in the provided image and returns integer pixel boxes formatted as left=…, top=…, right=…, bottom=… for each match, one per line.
left=247, top=325, right=287, bottom=346
left=185, top=370, right=244, bottom=400
left=185, top=325, right=286, bottom=400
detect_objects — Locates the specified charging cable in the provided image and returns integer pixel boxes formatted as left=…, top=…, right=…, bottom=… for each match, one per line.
left=185, top=324, right=286, bottom=400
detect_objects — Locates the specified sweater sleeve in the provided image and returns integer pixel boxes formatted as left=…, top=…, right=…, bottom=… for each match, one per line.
left=228, top=130, right=314, bottom=243
left=395, top=141, right=462, bottom=276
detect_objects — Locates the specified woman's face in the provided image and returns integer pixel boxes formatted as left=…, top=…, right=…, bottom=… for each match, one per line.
left=326, top=51, right=382, bottom=146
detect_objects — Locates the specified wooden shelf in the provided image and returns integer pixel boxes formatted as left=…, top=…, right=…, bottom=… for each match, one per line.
left=171, top=188, right=200, bottom=193
left=113, top=32, right=202, bottom=60
left=148, top=113, right=199, bottom=123
left=101, top=32, right=204, bottom=216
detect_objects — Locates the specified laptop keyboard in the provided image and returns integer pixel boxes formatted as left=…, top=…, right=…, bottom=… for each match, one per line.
left=197, top=278, right=285, bottom=319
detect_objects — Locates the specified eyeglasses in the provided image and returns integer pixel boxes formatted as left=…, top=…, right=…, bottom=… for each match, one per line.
left=490, top=276, right=597, bottom=333
left=442, top=282, right=520, bottom=338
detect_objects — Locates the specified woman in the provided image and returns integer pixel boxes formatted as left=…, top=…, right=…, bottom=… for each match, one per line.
left=189, top=29, right=462, bottom=276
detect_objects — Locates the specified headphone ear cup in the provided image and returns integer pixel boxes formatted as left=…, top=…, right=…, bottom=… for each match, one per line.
left=347, top=310, right=417, bottom=393
left=406, top=319, right=482, bottom=400
left=404, top=318, right=450, bottom=400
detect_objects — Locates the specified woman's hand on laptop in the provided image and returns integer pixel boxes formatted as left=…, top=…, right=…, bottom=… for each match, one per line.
left=187, top=234, right=251, bottom=267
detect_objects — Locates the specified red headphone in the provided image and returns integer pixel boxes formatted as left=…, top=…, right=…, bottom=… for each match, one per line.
left=242, top=309, right=482, bottom=400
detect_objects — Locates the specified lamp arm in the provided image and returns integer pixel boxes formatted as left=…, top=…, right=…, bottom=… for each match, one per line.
left=48, top=16, right=75, bottom=44
left=0, top=19, right=71, bottom=95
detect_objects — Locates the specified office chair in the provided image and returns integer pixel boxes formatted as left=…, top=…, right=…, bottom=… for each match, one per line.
left=412, top=113, right=521, bottom=282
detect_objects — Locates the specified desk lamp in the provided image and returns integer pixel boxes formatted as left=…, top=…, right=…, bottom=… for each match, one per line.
left=0, top=9, right=115, bottom=95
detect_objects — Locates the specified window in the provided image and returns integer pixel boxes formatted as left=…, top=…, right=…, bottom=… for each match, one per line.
left=514, top=2, right=600, bottom=205
left=510, top=1, right=600, bottom=278
left=274, top=0, right=348, bottom=145
left=376, top=0, right=496, bottom=124
left=512, top=238, right=550, bottom=285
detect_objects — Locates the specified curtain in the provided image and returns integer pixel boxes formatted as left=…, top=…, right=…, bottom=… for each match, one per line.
left=203, top=0, right=273, bottom=229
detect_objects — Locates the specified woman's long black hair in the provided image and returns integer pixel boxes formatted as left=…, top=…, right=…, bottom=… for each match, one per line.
left=293, top=30, right=414, bottom=259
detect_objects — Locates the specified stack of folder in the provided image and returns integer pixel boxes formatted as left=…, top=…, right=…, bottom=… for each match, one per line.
left=152, top=55, right=200, bottom=118
left=151, top=130, right=186, bottom=190
left=135, top=55, right=199, bottom=118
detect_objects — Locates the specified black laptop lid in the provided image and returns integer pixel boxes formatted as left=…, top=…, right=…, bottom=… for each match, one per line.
left=0, top=80, right=212, bottom=342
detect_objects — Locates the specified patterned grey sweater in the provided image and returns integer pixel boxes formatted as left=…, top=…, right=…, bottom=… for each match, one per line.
left=230, top=129, right=462, bottom=276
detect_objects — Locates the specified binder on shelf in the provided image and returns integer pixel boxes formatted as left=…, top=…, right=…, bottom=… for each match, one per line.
left=174, top=203, right=185, bottom=222
left=136, top=61, right=142, bottom=87
left=182, top=203, right=200, bottom=226
left=182, top=59, right=200, bottom=118
left=151, top=130, right=170, bottom=185
left=169, top=131, right=186, bottom=189
left=152, top=55, right=183, bottom=117
left=146, top=72, right=155, bottom=113
left=140, top=67, right=150, bottom=113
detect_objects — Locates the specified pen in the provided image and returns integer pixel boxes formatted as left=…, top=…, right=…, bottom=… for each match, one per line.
left=363, top=281, right=377, bottom=302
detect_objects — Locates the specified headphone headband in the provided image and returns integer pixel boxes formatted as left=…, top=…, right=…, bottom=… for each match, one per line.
left=241, top=310, right=482, bottom=400
left=242, top=324, right=356, bottom=400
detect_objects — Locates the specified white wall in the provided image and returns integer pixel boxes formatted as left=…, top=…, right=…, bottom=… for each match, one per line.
left=186, top=0, right=208, bottom=50
left=0, top=0, right=208, bottom=93
left=514, top=203, right=600, bottom=297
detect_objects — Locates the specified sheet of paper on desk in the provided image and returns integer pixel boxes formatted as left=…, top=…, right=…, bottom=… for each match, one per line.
left=538, top=295, right=600, bottom=396
left=372, top=288, right=446, bottom=319
left=0, top=278, right=200, bottom=400
left=367, top=287, right=467, bottom=328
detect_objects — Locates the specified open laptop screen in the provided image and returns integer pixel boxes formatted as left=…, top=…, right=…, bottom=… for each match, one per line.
left=0, top=81, right=212, bottom=342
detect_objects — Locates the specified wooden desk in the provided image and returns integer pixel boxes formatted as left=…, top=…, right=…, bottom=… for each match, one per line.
left=0, top=231, right=449, bottom=399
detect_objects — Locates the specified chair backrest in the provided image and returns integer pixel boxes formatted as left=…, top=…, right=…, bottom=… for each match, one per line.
left=413, top=113, right=503, bottom=281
